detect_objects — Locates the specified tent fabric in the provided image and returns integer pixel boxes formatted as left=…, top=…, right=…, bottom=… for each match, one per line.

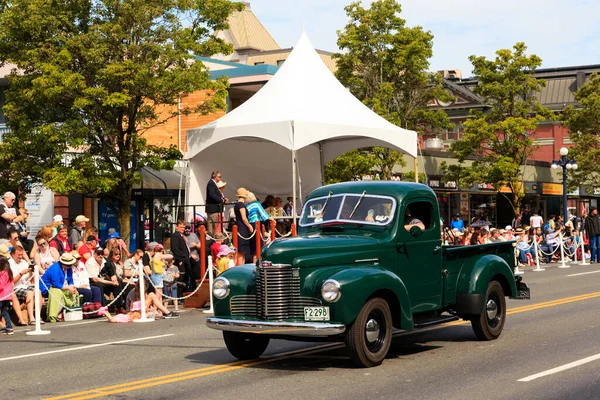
left=186, top=32, right=417, bottom=212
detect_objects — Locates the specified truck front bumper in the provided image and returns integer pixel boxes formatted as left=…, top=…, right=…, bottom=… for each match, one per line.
left=206, top=317, right=346, bottom=337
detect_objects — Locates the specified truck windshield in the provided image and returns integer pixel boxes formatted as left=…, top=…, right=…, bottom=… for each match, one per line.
left=299, top=193, right=396, bottom=227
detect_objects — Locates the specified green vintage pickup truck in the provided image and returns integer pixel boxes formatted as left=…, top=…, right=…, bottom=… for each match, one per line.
left=206, top=182, right=530, bottom=367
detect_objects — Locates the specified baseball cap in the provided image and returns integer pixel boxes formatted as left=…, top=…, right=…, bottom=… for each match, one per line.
left=109, top=232, right=120, bottom=239
left=3, top=191, right=15, bottom=200
left=53, top=215, right=63, bottom=222
left=75, top=215, right=90, bottom=223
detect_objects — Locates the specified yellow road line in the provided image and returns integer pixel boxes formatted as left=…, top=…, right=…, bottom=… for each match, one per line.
left=47, top=291, right=600, bottom=400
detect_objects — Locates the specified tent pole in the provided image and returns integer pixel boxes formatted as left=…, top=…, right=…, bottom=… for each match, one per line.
left=319, top=142, right=325, bottom=186
left=292, top=122, right=297, bottom=225
left=414, top=157, right=418, bottom=183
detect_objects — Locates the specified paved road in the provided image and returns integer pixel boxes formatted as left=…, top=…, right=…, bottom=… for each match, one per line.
left=4, top=261, right=600, bottom=400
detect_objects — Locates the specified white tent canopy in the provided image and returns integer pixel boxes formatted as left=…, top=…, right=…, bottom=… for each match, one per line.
left=186, top=32, right=417, bottom=218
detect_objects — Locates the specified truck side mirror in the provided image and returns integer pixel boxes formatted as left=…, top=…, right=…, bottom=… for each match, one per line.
left=409, top=225, right=423, bottom=237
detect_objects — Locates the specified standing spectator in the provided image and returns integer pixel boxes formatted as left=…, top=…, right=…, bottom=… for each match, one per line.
left=71, top=250, right=102, bottom=304
left=170, top=220, right=191, bottom=289
left=449, top=214, right=464, bottom=230
left=184, top=222, right=201, bottom=289
left=149, top=243, right=173, bottom=302
left=16, top=207, right=33, bottom=254
left=69, top=215, right=89, bottom=249
left=40, top=252, right=79, bottom=322
left=33, top=232, right=59, bottom=274
left=51, top=215, right=64, bottom=237
left=529, top=210, right=543, bottom=230
left=511, top=213, right=522, bottom=230
left=78, top=236, right=98, bottom=262
left=261, top=195, right=275, bottom=210
left=584, top=206, right=600, bottom=263
left=210, top=232, right=226, bottom=264
left=206, top=171, right=228, bottom=236
left=234, top=188, right=253, bottom=265
left=0, top=192, right=24, bottom=239
left=0, top=256, right=15, bottom=334
left=245, top=192, right=271, bottom=262
left=49, top=224, right=71, bottom=255
left=283, top=196, right=294, bottom=216
left=162, top=260, right=180, bottom=313
left=521, top=210, right=531, bottom=226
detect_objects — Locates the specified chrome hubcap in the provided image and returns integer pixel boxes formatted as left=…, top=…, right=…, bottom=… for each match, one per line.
left=486, top=299, right=498, bottom=320
left=365, top=318, right=380, bottom=343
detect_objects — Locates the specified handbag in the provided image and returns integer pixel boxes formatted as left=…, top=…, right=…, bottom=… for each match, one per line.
left=82, top=302, right=103, bottom=319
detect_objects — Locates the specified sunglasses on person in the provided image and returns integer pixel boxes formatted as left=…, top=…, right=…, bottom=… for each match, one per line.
left=37, top=241, right=47, bottom=247
left=113, top=253, right=121, bottom=257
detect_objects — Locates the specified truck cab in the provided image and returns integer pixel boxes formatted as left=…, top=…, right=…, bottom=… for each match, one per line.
left=207, top=182, right=530, bottom=367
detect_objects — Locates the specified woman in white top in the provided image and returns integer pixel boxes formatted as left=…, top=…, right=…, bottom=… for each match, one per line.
left=33, top=232, right=59, bottom=274
left=70, top=251, right=102, bottom=304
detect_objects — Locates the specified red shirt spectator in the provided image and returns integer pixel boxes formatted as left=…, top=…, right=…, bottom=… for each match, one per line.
left=78, top=236, right=98, bottom=261
left=49, top=224, right=71, bottom=255
left=210, top=232, right=225, bottom=266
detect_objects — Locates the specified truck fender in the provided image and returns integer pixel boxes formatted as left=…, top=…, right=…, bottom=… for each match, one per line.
left=455, top=255, right=517, bottom=316
left=304, top=267, right=414, bottom=330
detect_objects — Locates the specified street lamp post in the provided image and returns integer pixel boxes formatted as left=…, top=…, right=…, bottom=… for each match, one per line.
left=551, top=147, right=578, bottom=221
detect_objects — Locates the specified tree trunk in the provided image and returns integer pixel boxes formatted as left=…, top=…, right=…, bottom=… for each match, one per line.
left=118, top=191, right=132, bottom=249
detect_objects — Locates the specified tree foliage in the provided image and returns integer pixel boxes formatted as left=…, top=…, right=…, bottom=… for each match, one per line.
left=331, top=0, right=452, bottom=180
left=324, top=149, right=375, bottom=184
left=442, top=42, right=553, bottom=214
left=0, top=0, right=242, bottom=244
left=563, top=73, right=600, bottom=191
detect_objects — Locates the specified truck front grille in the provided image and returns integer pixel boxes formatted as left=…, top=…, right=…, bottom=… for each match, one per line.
left=229, top=262, right=321, bottom=320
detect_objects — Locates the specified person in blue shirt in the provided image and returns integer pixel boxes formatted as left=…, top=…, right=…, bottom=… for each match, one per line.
left=40, top=252, right=79, bottom=322
left=450, top=214, right=464, bottom=231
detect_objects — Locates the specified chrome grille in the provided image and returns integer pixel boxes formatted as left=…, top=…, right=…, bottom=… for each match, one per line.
left=229, top=262, right=322, bottom=320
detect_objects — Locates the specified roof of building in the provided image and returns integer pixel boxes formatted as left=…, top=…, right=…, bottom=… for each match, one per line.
left=221, top=2, right=279, bottom=52
left=246, top=48, right=337, bottom=73
left=195, top=56, right=279, bottom=80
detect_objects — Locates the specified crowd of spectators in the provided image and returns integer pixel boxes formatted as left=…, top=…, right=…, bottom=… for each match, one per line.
left=443, top=210, right=589, bottom=268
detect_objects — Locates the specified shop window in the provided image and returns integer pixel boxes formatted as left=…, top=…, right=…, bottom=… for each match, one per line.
left=404, top=201, right=433, bottom=231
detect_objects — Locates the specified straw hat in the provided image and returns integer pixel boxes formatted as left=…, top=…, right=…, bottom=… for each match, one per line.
left=0, top=244, right=9, bottom=257
left=59, top=252, right=78, bottom=266
left=217, top=181, right=227, bottom=189
left=236, top=188, right=249, bottom=198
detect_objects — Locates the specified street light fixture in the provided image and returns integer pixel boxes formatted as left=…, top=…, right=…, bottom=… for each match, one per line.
left=552, top=147, right=578, bottom=221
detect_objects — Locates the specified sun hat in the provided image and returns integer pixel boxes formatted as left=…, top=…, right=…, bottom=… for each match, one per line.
left=236, top=188, right=249, bottom=198
left=130, top=300, right=142, bottom=312
left=53, top=215, right=63, bottom=222
left=505, top=225, right=513, bottom=231
left=75, top=215, right=90, bottom=223
left=515, top=228, right=524, bottom=234
left=70, top=250, right=81, bottom=259
left=59, top=252, right=78, bottom=266
left=217, top=181, right=227, bottom=189
left=154, top=243, right=164, bottom=250
left=451, top=228, right=463, bottom=236
left=217, top=245, right=234, bottom=258
left=0, top=244, right=9, bottom=257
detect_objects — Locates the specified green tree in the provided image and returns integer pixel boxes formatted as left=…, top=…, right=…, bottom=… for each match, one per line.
left=563, top=73, right=600, bottom=190
left=442, top=43, right=553, bottom=214
left=333, top=0, right=452, bottom=180
left=0, top=0, right=242, bottom=245
left=324, top=149, right=376, bottom=184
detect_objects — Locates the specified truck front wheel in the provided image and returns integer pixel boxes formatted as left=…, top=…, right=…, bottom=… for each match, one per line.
left=345, top=297, right=393, bottom=368
left=223, top=331, right=270, bottom=360
left=471, top=281, right=506, bottom=340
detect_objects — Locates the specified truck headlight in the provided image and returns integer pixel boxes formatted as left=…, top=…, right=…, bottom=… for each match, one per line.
left=321, top=279, right=341, bottom=303
left=213, top=277, right=230, bottom=299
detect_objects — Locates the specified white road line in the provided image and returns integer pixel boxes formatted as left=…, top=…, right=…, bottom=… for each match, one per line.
left=0, top=334, right=174, bottom=362
left=567, top=270, right=600, bottom=277
left=518, top=353, right=600, bottom=382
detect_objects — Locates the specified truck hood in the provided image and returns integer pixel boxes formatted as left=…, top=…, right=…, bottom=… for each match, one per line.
left=261, top=234, right=386, bottom=268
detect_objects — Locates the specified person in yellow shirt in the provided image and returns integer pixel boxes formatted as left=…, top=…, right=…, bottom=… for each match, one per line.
left=216, top=245, right=234, bottom=275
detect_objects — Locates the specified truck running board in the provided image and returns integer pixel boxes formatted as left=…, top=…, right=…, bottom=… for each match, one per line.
left=414, top=315, right=460, bottom=328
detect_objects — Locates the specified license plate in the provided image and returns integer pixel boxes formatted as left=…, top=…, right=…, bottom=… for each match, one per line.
left=304, top=306, right=330, bottom=321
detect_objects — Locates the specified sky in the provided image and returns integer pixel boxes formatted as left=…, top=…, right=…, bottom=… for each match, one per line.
left=248, top=0, right=600, bottom=77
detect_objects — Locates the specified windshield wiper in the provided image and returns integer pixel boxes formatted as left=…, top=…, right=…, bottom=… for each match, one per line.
left=318, top=191, right=333, bottom=217
left=348, top=190, right=366, bottom=220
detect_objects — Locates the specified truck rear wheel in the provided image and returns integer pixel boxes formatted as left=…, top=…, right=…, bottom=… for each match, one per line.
left=471, top=281, right=506, bottom=340
left=345, top=297, right=393, bottom=368
left=223, top=331, right=270, bottom=360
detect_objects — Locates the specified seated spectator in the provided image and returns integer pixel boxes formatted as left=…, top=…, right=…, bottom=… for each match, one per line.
left=9, top=244, right=37, bottom=324
left=489, top=229, right=501, bottom=243
left=103, top=248, right=130, bottom=311
left=85, top=247, right=117, bottom=307
left=49, top=224, right=71, bottom=255
left=541, top=230, right=561, bottom=263
left=33, top=232, right=59, bottom=274
left=0, top=256, right=15, bottom=334
left=104, top=283, right=178, bottom=322
left=40, top=253, right=79, bottom=322
left=71, top=250, right=102, bottom=304
left=123, top=249, right=143, bottom=283
left=261, top=195, right=275, bottom=210
left=78, top=236, right=98, bottom=262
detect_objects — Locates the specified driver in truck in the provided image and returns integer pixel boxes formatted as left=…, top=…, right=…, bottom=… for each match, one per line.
left=404, top=208, right=425, bottom=231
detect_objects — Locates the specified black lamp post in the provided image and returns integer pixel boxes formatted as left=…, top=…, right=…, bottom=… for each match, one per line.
left=551, top=147, right=578, bottom=221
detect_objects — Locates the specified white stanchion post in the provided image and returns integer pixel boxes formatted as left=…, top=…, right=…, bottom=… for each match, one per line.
left=532, top=239, right=545, bottom=272
left=571, top=233, right=579, bottom=264
left=133, top=261, right=154, bottom=323
left=579, top=231, right=589, bottom=266
left=558, top=232, right=570, bottom=268
left=26, top=264, right=50, bottom=335
left=203, top=256, right=214, bottom=314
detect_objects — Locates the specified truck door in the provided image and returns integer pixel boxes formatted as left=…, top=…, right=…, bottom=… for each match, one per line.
left=397, top=198, right=443, bottom=313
